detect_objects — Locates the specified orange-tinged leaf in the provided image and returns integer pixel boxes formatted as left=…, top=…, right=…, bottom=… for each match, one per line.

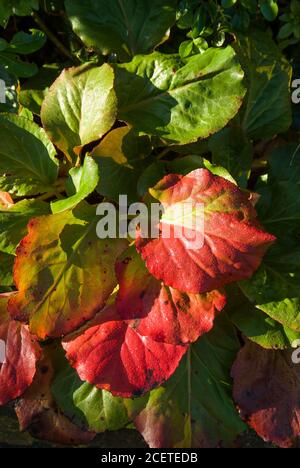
left=9, top=204, right=128, bottom=339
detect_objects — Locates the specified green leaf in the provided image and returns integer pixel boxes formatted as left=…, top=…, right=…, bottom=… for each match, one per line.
left=137, top=161, right=167, bottom=197
left=126, top=314, right=246, bottom=448
left=0, top=199, right=50, bottom=255
left=209, top=126, right=253, bottom=187
left=240, top=144, right=300, bottom=332
left=92, top=126, right=152, bottom=166
left=278, top=23, right=294, bottom=40
left=0, top=0, right=39, bottom=28
left=8, top=29, right=46, bottom=55
left=226, top=285, right=300, bottom=349
left=116, top=47, right=246, bottom=144
left=260, top=0, right=278, bottom=21
left=0, top=252, right=14, bottom=286
left=222, top=0, right=238, bottom=7
left=41, top=63, right=117, bottom=162
left=65, top=0, right=177, bottom=61
left=235, top=31, right=292, bottom=139
left=0, top=52, right=38, bottom=78
left=137, top=155, right=236, bottom=197
left=255, top=144, right=300, bottom=240
left=240, top=253, right=300, bottom=332
left=0, top=114, right=58, bottom=196
left=91, top=126, right=152, bottom=203
left=51, top=157, right=99, bottom=214
left=52, top=363, right=130, bottom=433
left=8, top=203, right=128, bottom=339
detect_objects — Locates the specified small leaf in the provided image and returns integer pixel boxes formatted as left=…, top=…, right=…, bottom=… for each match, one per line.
left=41, top=64, right=117, bottom=161
left=232, top=340, right=300, bottom=448
left=51, top=156, right=99, bottom=213
left=52, top=362, right=130, bottom=433
left=260, top=0, right=278, bottom=21
left=8, top=29, right=46, bottom=55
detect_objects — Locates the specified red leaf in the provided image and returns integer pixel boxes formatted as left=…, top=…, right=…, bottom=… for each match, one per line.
left=116, top=248, right=226, bottom=344
left=136, top=169, right=275, bottom=293
left=232, top=340, right=300, bottom=448
left=63, top=305, right=187, bottom=398
left=0, top=293, right=41, bottom=406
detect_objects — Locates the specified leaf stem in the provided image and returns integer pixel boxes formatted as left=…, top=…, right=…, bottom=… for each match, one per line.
left=157, top=148, right=170, bottom=160
left=32, top=12, right=80, bottom=65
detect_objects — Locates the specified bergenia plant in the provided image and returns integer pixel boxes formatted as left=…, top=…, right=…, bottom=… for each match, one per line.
left=0, top=0, right=299, bottom=449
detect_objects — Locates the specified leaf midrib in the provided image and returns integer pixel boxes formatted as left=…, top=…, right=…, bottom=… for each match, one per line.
left=119, top=67, right=238, bottom=115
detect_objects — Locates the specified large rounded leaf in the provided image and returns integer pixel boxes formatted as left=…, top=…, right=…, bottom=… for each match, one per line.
left=136, top=168, right=275, bottom=294
left=116, top=47, right=246, bottom=144
left=41, top=64, right=117, bottom=161
left=65, top=0, right=177, bottom=61
left=0, top=293, right=41, bottom=406
left=116, top=248, right=226, bottom=345
left=63, top=305, right=187, bottom=398
left=8, top=204, right=128, bottom=339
